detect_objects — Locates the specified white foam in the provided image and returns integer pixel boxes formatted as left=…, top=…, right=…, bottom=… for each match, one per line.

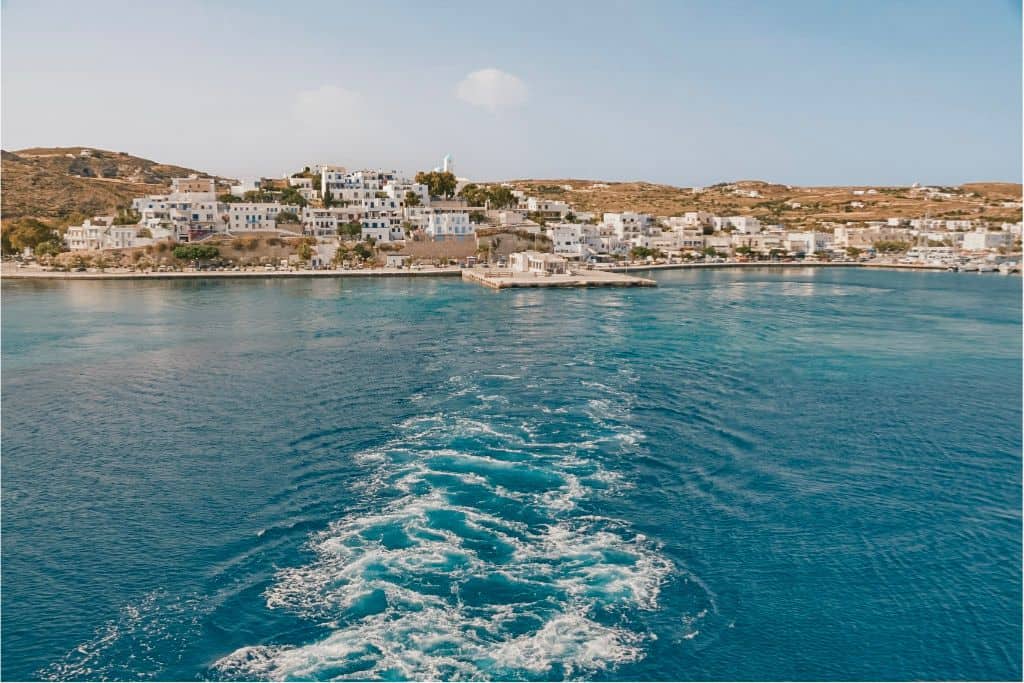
left=215, top=379, right=675, bottom=680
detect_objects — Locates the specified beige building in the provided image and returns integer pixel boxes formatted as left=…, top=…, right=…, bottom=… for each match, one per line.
left=171, top=176, right=217, bottom=194
left=509, top=251, right=568, bottom=274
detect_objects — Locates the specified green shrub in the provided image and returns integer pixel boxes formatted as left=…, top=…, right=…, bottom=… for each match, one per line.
left=173, top=244, right=220, bottom=260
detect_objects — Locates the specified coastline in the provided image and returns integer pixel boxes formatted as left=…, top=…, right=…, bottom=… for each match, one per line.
left=1, top=260, right=962, bottom=281
left=0, top=265, right=465, bottom=280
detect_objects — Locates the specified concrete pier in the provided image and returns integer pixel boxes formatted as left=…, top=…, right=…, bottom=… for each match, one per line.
left=462, top=267, right=656, bottom=289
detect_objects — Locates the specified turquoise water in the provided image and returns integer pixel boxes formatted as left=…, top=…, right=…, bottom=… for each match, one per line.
left=2, top=268, right=1020, bottom=681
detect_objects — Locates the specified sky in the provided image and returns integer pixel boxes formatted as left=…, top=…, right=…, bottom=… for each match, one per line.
left=2, top=0, right=1021, bottom=186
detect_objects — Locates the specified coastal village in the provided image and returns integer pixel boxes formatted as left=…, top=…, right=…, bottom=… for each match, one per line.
left=5, top=150, right=1024, bottom=282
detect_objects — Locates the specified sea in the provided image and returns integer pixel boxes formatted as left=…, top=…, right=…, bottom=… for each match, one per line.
left=2, top=267, right=1021, bottom=681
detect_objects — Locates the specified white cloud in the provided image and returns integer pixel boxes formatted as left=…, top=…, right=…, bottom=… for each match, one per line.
left=456, top=69, right=528, bottom=113
left=291, top=85, right=365, bottom=130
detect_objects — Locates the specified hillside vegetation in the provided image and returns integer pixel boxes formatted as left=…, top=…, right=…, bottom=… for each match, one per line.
left=1, top=147, right=233, bottom=222
left=508, top=179, right=1022, bottom=227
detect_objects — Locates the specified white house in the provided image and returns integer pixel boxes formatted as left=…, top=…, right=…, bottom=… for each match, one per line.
left=603, top=212, right=652, bottom=240
left=133, top=186, right=220, bottom=240
left=784, top=231, right=832, bottom=255
left=361, top=225, right=406, bottom=243
left=64, top=217, right=148, bottom=251
left=714, top=216, right=761, bottom=234
left=224, top=202, right=294, bottom=232
left=425, top=210, right=472, bottom=239
left=548, top=223, right=606, bottom=258
left=704, top=235, right=733, bottom=254
left=962, top=230, right=1008, bottom=251
left=64, top=217, right=112, bottom=251
left=301, top=207, right=364, bottom=237
left=666, top=212, right=712, bottom=229
left=384, top=180, right=430, bottom=207
left=230, top=179, right=260, bottom=197
left=322, top=168, right=399, bottom=203
left=525, top=197, right=571, bottom=218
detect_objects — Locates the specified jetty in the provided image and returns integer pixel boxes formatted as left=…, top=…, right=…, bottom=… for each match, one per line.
left=462, top=267, right=656, bottom=290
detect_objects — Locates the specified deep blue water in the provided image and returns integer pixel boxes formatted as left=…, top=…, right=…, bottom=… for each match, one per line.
left=2, top=267, right=1021, bottom=681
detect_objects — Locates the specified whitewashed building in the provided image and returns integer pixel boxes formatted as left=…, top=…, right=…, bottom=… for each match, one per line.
left=223, top=203, right=295, bottom=232
left=301, top=207, right=364, bottom=237
left=962, top=230, right=1008, bottom=251
left=784, top=231, right=832, bottom=255
left=425, top=211, right=472, bottom=239
left=64, top=217, right=113, bottom=251
left=384, top=180, right=430, bottom=207
left=603, top=212, right=652, bottom=240
left=525, top=197, right=571, bottom=218
left=361, top=225, right=406, bottom=243
left=64, top=217, right=150, bottom=251
left=713, top=216, right=761, bottom=234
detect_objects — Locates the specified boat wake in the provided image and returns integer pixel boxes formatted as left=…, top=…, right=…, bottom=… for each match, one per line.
left=215, top=375, right=674, bottom=680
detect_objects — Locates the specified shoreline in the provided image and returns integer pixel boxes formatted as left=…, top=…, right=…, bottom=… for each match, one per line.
left=2, top=260, right=1008, bottom=281
left=0, top=265, right=465, bottom=280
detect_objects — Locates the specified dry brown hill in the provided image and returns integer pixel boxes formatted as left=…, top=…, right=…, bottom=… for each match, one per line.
left=508, top=178, right=1022, bottom=227
left=1, top=147, right=234, bottom=222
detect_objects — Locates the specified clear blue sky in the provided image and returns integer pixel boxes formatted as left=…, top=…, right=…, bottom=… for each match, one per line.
left=2, top=0, right=1021, bottom=185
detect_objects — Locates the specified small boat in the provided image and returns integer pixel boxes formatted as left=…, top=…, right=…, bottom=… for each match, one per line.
left=977, top=263, right=996, bottom=273
left=998, top=262, right=1017, bottom=275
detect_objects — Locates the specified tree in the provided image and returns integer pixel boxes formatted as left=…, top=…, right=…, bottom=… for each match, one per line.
left=735, top=245, right=753, bottom=256
left=630, top=246, right=662, bottom=260
left=846, top=246, right=863, bottom=258
left=404, top=190, right=422, bottom=207
left=703, top=247, right=719, bottom=257
left=323, top=189, right=335, bottom=208
left=488, top=186, right=516, bottom=209
left=5, top=218, right=58, bottom=252
left=244, top=190, right=271, bottom=202
left=415, top=171, right=457, bottom=199
left=280, top=187, right=308, bottom=207
left=173, top=244, right=220, bottom=260
left=874, top=240, right=911, bottom=253
left=276, top=210, right=300, bottom=224
left=352, top=242, right=373, bottom=260
left=337, top=221, right=363, bottom=238
left=218, top=193, right=243, bottom=203
left=113, top=207, right=141, bottom=225
left=34, top=240, right=63, bottom=257
left=459, top=183, right=486, bottom=206
left=137, top=228, right=153, bottom=238
left=469, top=210, right=486, bottom=224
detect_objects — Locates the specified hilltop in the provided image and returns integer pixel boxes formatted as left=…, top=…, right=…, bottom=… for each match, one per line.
left=0, top=147, right=233, bottom=222
left=1, top=147, right=1019, bottom=228
left=506, top=179, right=1022, bottom=227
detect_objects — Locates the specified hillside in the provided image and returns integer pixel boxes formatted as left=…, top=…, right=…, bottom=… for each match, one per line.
left=1, top=147, right=233, bottom=222
left=507, top=179, right=1023, bottom=227
left=2, top=147, right=1019, bottom=228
